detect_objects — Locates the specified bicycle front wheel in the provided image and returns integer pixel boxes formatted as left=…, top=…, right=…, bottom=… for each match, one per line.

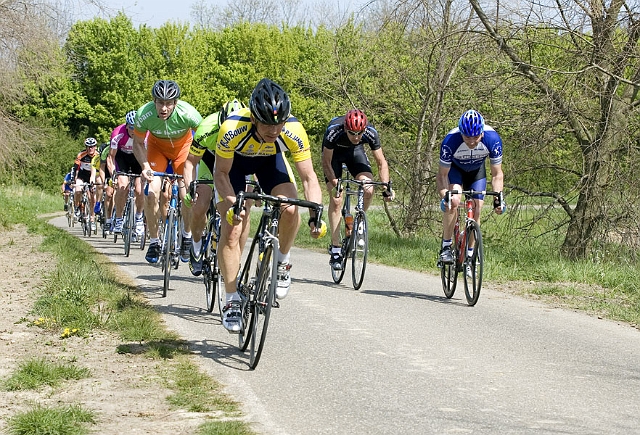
left=463, top=221, right=483, bottom=306
left=203, top=223, right=216, bottom=313
left=331, top=220, right=348, bottom=284
left=249, top=242, right=277, bottom=369
left=238, top=235, right=261, bottom=351
left=124, top=201, right=134, bottom=257
left=351, top=212, right=368, bottom=290
left=162, top=210, right=176, bottom=297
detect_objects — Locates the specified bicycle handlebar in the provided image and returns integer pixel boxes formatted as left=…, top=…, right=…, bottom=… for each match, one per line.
left=335, top=178, right=392, bottom=199
left=444, top=189, right=504, bottom=211
left=232, top=190, right=324, bottom=226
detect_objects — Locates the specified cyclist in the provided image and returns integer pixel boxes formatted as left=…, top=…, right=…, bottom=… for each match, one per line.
left=72, top=137, right=99, bottom=231
left=98, top=141, right=115, bottom=233
left=437, top=109, right=505, bottom=267
left=132, top=80, right=203, bottom=264
left=61, top=168, right=74, bottom=211
left=93, top=142, right=109, bottom=219
left=109, top=110, right=145, bottom=237
left=214, top=78, right=325, bottom=333
left=183, top=99, right=246, bottom=277
left=322, top=109, right=394, bottom=271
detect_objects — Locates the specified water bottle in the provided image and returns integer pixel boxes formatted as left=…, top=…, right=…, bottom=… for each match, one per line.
left=345, top=214, right=354, bottom=237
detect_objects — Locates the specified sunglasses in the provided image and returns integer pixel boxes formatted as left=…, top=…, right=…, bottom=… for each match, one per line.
left=347, top=129, right=365, bottom=136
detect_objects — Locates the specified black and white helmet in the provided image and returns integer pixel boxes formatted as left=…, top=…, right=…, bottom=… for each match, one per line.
left=249, top=78, right=291, bottom=125
left=125, top=110, right=136, bottom=125
left=219, top=99, right=246, bottom=125
left=151, top=80, right=181, bottom=100
left=84, top=137, right=97, bottom=147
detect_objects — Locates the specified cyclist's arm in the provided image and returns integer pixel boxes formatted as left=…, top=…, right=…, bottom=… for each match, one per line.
left=370, top=148, right=389, bottom=183
left=436, top=164, right=451, bottom=199
left=213, top=154, right=236, bottom=207
left=295, top=158, right=323, bottom=211
left=489, top=163, right=504, bottom=194
left=132, top=133, right=152, bottom=181
left=183, top=153, right=202, bottom=195
left=107, top=148, right=117, bottom=176
left=321, top=147, right=336, bottom=186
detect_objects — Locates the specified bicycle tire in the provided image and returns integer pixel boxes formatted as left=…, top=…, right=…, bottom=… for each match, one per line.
left=238, top=235, right=261, bottom=351
left=162, top=209, right=176, bottom=297
left=331, top=218, right=348, bottom=284
left=203, top=216, right=216, bottom=312
left=123, top=201, right=132, bottom=257
left=351, top=211, right=368, bottom=290
left=139, top=218, right=147, bottom=250
left=440, top=260, right=458, bottom=298
left=249, top=242, right=276, bottom=369
left=463, top=221, right=483, bottom=306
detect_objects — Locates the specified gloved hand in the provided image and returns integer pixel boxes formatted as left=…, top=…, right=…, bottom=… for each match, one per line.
left=226, top=207, right=236, bottom=225
left=440, top=190, right=451, bottom=212
left=493, top=194, right=507, bottom=214
left=183, top=192, right=193, bottom=208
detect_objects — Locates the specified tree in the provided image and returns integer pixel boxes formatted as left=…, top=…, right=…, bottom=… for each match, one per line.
left=469, top=0, right=640, bottom=259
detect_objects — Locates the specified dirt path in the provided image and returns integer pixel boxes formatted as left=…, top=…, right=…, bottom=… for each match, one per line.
left=0, top=225, right=211, bottom=434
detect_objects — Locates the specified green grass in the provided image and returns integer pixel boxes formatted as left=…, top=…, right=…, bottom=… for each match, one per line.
left=294, top=204, right=640, bottom=325
left=164, top=357, right=242, bottom=414
left=3, top=358, right=91, bottom=391
left=1, top=184, right=255, bottom=434
left=6, top=403, right=95, bottom=435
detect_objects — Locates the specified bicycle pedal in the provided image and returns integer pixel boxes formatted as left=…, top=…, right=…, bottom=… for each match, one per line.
left=272, top=300, right=280, bottom=309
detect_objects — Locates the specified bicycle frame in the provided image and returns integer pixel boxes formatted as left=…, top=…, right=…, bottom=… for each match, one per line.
left=232, top=188, right=323, bottom=369
left=440, top=189, right=502, bottom=306
left=153, top=172, right=183, bottom=297
left=332, top=175, right=391, bottom=290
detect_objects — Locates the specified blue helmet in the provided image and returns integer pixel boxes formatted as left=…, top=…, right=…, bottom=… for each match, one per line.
left=458, top=110, right=485, bottom=136
left=125, top=110, right=136, bottom=126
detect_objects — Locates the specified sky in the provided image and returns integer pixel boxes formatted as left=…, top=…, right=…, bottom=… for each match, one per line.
left=74, top=0, right=361, bottom=29
left=75, top=0, right=212, bottom=28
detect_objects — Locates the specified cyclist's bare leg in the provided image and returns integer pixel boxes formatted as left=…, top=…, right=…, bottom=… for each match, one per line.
left=442, top=183, right=462, bottom=241
left=218, top=200, right=248, bottom=296
left=467, top=198, right=484, bottom=250
left=73, top=182, right=83, bottom=209
left=271, top=182, right=300, bottom=256
left=190, top=185, right=212, bottom=244
left=326, top=180, right=343, bottom=247
left=356, top=172, right=375, bottom=211
left=144, top=176, right=163, bottom=239
left=105, top=185, right=114, bottom=220
left=114, top=175, right=129, bottom=218
left=134, top=177, right=145, bottom=215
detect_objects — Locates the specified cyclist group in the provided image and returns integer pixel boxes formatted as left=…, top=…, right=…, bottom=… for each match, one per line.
left=63, top=76, right=505, bottom=333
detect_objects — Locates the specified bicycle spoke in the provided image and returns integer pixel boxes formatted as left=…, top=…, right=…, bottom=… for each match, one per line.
left=249, top=244, right=275, bottom=369
left=351, top=212, right=368, bottom=290
left=463, top=221, right=483, bottom=306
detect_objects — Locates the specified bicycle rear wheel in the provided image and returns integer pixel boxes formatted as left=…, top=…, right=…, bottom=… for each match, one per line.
left=249, top=242, right=276, bottom=369
left=463, top=221, right=483, bottom=306
left=351, top=211, right=368, bottom=290
left=162, top=210, right=176, bottom=297
left=331, top=221, right=348, bottom=284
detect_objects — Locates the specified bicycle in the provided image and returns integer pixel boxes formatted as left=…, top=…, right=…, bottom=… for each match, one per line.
left=65, top=189, right=75, bottom=228
left=188, top=179, right=222, bottom=313
left=79, top=183, right=94, bottom=237
left=232, top=188, right=323, bottom=369
left=438, top=189, right=503, bottom=306
left=154, top=172, right=183, bottom=297
left=114, top=172, right=144, bottom=257
left=331, top=173, right=391, bottom=290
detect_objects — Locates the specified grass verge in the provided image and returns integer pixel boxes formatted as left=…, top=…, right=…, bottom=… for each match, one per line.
left=0, top=185, right=254, bottom=434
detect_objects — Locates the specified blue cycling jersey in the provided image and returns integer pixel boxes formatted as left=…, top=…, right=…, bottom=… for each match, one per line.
left=439, top=125, right=503, bottom=172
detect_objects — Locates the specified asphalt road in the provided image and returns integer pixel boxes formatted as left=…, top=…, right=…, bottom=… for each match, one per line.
left=51, top=216, right=640, bottom=435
